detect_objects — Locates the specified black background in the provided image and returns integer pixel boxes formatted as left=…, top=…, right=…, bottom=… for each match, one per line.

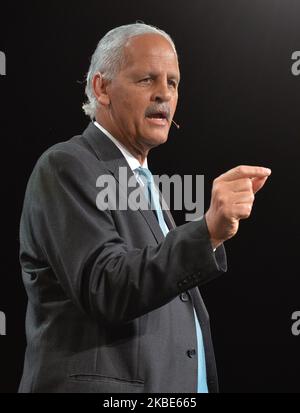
left=0, top=0, right=299, bottom=393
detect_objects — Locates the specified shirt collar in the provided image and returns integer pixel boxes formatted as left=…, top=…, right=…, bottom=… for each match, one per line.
left=94, top=121, right=148, bottom=171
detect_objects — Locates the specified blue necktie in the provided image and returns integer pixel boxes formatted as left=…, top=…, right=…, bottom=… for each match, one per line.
left=135, top=167, right=208, bottom=393
left=135, top=167, right=169, bottom=236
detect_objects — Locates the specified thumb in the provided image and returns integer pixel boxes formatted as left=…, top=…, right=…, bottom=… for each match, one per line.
left=252, top=175, right=269, bottom=194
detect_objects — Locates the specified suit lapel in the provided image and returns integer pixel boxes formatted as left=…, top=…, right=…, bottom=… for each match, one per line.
left=82, top=122, right=165, bottom=243
left=162, top=205, right=176, bottom=230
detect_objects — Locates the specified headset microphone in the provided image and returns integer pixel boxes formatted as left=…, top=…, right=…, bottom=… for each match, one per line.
left=172, top=119, right=180, bottom=129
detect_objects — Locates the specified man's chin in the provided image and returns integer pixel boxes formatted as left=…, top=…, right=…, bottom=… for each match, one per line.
left=143, top=124, right=170, bottom=145
left=144, top=132, right=169, bottom=148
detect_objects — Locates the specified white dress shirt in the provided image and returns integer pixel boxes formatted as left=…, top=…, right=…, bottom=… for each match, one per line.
left=94, top=121, right=148, bottom=188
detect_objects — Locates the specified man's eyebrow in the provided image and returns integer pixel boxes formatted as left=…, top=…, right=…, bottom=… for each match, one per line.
left=170, top=74, right=180, bottom=83
left=141, top=71, right=180, bottom=82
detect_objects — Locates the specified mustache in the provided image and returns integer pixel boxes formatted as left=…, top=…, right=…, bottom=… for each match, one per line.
left=144, top=105, right=171, bottom=120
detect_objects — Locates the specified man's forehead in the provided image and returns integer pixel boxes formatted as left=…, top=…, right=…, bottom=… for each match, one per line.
left=123, top=34, right=178, bottom=62
left=121, top=34, right=180, bottom=80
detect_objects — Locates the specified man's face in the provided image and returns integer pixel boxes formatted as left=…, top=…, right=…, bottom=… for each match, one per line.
left=104, top=34, right=180, bottom=154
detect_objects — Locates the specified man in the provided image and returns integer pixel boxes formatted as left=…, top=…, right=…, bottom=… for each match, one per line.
left=19, top=23, right=271, bottom=393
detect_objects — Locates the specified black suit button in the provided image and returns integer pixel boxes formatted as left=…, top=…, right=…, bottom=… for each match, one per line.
left=180, top=292, right=190, bottom=302
left=187, top=349, right=196, bottom=358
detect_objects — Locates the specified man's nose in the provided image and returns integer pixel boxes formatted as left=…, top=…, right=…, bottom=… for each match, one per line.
left=152, top=81, right=172, bottom=102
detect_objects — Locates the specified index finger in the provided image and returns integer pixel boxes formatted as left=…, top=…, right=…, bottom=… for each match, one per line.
left=217, top=165, right=272, bottom=182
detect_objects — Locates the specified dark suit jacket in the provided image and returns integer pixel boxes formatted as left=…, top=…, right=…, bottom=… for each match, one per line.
left=19, top=122, right=227, bottom=393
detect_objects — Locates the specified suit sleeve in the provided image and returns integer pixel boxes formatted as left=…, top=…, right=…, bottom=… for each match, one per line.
left=21, top=148, right=227, bottom=325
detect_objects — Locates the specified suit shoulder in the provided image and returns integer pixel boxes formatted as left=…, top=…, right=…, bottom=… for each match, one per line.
left=37, top=134, right=90, bottom=167
left=34, top=132, right=105, bottom=177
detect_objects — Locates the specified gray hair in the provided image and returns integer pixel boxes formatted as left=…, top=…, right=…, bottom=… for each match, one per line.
left=82, top=23, right=177, bottom=119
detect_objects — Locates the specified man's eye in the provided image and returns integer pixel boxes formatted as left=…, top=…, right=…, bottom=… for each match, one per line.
left=139, top=78, right=152, bottom=83
left=168, top=80, right=177, bottom=88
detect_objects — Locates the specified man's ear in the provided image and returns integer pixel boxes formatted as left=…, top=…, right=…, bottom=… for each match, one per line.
left=93, top=72, right=111, bottom=106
